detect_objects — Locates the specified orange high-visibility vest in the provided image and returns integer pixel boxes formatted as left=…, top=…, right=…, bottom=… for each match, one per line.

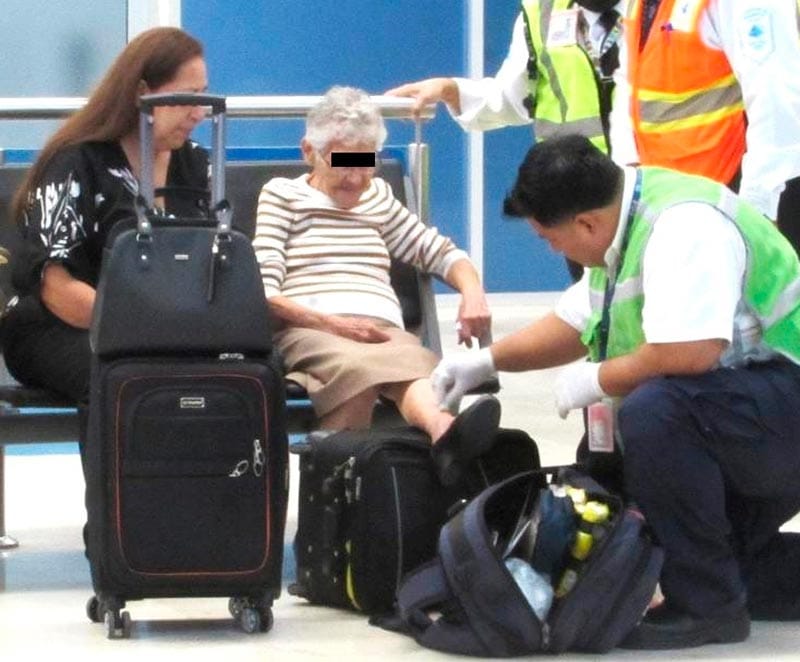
left=624, top=0, right=745, bottom=184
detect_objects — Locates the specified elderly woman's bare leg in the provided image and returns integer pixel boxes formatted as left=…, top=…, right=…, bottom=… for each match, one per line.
left=382, top=378, right=454, bottom=440
left=318, top=386, right=381, bottom=430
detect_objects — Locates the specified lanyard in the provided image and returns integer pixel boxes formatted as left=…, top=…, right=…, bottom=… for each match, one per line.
left=575, top=8, right=623, bottom=80
left=597, top=170, right=642, bottom=361
left=598, top=12, right=623, bottom=60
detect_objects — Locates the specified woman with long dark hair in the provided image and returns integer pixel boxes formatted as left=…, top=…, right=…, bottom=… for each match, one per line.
left=2, top=27, right=210, bottom=402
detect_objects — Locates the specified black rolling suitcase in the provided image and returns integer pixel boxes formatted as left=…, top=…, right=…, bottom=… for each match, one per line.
left=84, top=94, right=288, bottom=638
left=289, top=426, right=541, bottom=615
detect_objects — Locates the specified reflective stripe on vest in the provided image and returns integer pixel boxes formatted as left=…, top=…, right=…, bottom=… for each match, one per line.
left=583, top=168, right=800, bottom=364
left=637, top=73, right=743, bottom=133
left=522, top=0, right=608, bottom=153
left=624, top=0, right=745, bottom=183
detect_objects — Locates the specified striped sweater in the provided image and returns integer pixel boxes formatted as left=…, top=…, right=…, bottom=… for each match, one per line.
left=254, top=174, right=468, bottom=328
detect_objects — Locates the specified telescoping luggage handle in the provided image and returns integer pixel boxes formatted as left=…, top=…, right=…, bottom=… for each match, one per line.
left=137, top=92, right=229, bottom=234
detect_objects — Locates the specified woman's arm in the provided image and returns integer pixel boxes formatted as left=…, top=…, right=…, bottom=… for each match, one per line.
left=441, top=257, right=491, bottom=347
left=40, top=262, right=95, bottom=329
left=16, top=147, right=99, bottom=326
left=269, top=294, right=390, bottom=343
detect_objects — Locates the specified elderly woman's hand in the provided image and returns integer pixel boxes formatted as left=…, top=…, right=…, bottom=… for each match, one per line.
left=326, top=315, right=392, bottom=343
left=456, top=288, right=492, bottom=348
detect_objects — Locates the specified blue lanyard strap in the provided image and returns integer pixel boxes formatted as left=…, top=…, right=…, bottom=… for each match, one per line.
left=597, top=169, right=642, bottom=361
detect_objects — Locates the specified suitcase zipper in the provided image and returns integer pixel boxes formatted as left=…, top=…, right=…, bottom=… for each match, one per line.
left=390, top=466, right=404, bottom=594
left=346, top=441, right=428, bottom=503
left=342, top=457, right=358, bottom=503
left=348, top=437, right=432, bottom=499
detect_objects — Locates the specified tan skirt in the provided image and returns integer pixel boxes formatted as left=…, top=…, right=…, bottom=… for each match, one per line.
left=274, top=319, right=439, bottom=416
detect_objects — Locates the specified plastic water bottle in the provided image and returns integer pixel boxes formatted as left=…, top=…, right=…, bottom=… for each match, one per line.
left=505, top=557, right=554, bottom=621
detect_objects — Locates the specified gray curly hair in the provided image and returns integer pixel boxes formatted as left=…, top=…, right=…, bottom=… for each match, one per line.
left=304, top=86, right=387, bottom=152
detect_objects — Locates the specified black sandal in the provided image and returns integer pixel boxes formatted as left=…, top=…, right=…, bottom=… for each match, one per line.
left=431, top=395, right=501, bottom=486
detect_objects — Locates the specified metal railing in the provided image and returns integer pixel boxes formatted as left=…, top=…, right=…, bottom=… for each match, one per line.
left=0, top=93, right=434, bottom=271
left=0, top=95, right=435, bottom=121
left=0, top=94, right=433, bottom=222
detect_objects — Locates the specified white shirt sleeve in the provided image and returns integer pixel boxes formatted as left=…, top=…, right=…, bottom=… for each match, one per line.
left=451, top=13, right=534, bottom=130
left=641, top=203, right=746, bottom=344
left=555, top=269, right=592, bottom=333
left=609, top=34, right=640, bottom=166
left=703, top=0, right=800, bottom=218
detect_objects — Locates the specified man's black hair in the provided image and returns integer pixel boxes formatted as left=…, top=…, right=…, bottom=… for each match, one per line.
left=503, top=134, right=623, bottom=226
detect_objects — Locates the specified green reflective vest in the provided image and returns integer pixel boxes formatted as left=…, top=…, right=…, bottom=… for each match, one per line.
left=582, top=167, right=800, bottom=364
left=522, top=0, right=608, bottom=153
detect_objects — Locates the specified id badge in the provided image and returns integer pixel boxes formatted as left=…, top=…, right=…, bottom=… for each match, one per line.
left=546, top=9, right=580, bottom=48
left=588, top=399, right=615, bottom=453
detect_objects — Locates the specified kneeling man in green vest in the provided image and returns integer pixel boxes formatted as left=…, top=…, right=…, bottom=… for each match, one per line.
left=433, top=134, right=800, bottom=650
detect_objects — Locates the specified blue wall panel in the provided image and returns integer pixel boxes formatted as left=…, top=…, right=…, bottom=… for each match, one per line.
left=182, top=1, right=567, bottom=292
left=481, top=3, right=571, bottom=292
left=183, top=0, right=470, bottom=255
left=0, top=1, right=127, bottom=150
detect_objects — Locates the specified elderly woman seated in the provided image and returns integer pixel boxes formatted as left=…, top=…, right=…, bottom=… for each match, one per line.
left=254, top=85, right=499, bottom=485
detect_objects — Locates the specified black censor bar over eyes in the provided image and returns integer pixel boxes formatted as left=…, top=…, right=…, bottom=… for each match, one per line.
left=330, top=152, right=376, bottom=167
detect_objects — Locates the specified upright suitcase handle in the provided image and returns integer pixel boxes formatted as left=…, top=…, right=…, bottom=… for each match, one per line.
left=139, top=92, right=226, bottom=114
left=137, top=92, right=227, bottom=216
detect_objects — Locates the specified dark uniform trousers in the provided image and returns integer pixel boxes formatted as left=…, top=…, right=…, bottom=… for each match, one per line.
left=617, top=358, right=800, bottom=620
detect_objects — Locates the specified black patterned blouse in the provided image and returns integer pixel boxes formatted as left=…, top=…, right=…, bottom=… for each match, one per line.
left=12, top=139, right=210, bottom=296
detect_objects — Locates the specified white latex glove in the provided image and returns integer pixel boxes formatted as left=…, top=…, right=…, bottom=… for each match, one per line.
left=431, top=347, right=497, bottom=414
left=554, top=362, right=605, bottom=419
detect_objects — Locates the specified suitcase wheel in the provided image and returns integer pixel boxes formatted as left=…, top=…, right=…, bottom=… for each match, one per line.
left=103, top=608, right=131, bottom=639
left=87, top=594, right=131, bottom=639
left=228, top=597, right=244, bottom=619
left=86, top=596, right=102, bottom=623
left=229, top=597, right=274, bottom=634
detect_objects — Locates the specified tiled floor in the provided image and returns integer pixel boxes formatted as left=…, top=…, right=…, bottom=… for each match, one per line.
left=1, top=292, right=798, bottom=660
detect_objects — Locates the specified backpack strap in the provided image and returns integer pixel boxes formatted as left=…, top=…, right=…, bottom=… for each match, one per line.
left=396, top=560, right=489, bottom=656
left=396, top=560, right=451, bottom=629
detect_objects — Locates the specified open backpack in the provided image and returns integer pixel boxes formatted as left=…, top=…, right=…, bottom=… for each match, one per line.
left=394, top=468, right=664, bottom=656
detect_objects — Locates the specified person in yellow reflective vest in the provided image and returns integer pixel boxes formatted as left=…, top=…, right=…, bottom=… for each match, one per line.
left=433, top=134, right=800, bottom=649
left=612, top=0, right=800, bottom=255
left=386, top=0, right=625, bottom=282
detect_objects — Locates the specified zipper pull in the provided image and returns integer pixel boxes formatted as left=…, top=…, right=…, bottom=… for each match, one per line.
left=343, top=456, right=356, bottom=503
left=207, top=235, right=219, bottom=302
left=253, top=439, right=265, bottom=477
left=229, top=459, right=249, bottom=478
